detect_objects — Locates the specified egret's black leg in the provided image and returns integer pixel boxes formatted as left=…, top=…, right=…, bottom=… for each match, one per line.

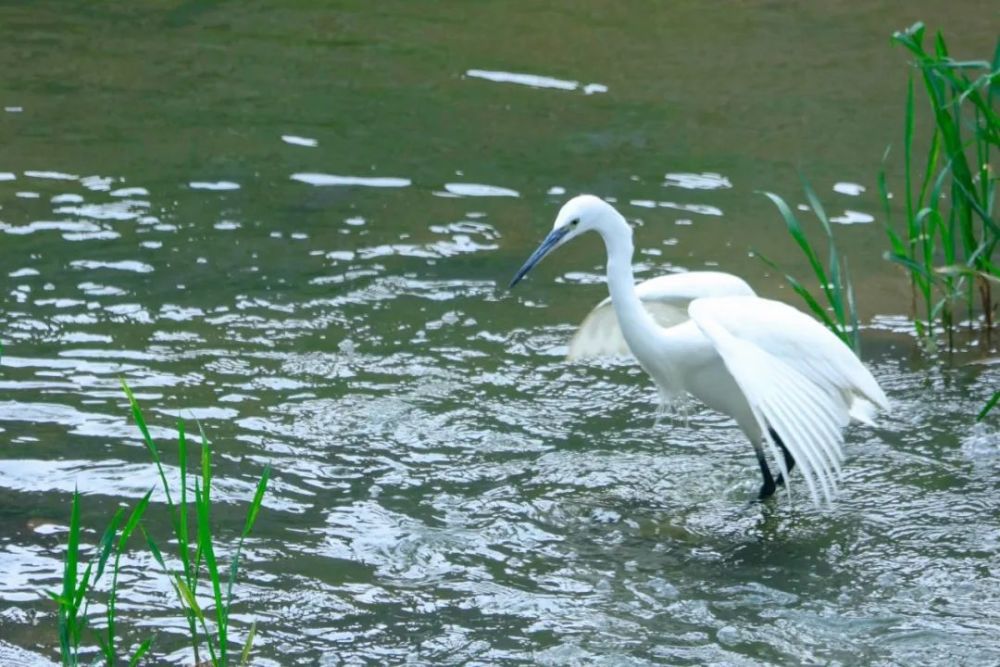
left=755, top=445, right=777, bottom=499
left=768, top=427, right=797, bottom=487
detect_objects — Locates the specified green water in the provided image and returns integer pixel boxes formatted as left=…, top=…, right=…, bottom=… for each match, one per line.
left=1, top=2, right=998, bottom=664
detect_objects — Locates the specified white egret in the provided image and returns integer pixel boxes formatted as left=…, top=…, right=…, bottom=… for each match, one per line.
left=509, top=194, right=888, bottom=506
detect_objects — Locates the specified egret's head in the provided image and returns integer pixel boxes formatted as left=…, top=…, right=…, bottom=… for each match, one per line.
left=509, top=194, right=615, bottom=288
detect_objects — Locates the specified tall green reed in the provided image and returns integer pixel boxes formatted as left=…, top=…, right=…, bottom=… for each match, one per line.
left=881, top=22, right=998, bottom=350
left=122, top=380, right=269, bottom=666
left=758, top=181, right=860, bottom=353
left=49, top=490, right=154, bottom=667
left=50, top=382, right=269, bottom=666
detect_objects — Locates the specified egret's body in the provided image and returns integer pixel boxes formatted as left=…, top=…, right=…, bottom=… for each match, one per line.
left=510, top=195, right=888, bottom=506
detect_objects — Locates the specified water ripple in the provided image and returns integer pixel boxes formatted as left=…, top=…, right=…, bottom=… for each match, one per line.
left=0, top=161, right=998, bottom=665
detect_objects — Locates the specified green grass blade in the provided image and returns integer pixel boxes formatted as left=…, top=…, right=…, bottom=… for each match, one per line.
left=243, top=466, right=270, bottom=539
left=177, top=567, right=221, bottom=667
left=806, top=183, right=846, bottom=322
left=59, top=490, right=82, bottom=661
left=759, top=191, right=830, bottom=285
left=978, top=391, right=1000, bottom=421
left=197, top=420, right=213, bottom=507
left=142, top=524, right=207, bottom=664
left=177, top=420, right=193, bottom=588
left=884, top=251, right=934, bottom=280
left=71, top=562, right=93, bottom=614
left=93, top=509, right=124, bottom=582
left=917, top=129, right=941, bottom=220
left=758, top=186, right=858, bottom=348
left=191, top=424, right=212, bottom=618
left=954, top=175, right=1000, bottom=236
left=119, top=489, right=153, bottom=551
left=757, top=252, right=845, bottom=340
left=892, top=21, right=925, bottom=51
left=933, top=29, right=949, bottom=59
left=225, top=466, right=271, bottom=617
left=786, top=279, right=848, bottom=346
left=175, top=420, right=204, bottom=665
left=843, top=257, right=861, bottom=354
left=195, top=478, right=227, bottom=660
left=175, top=575, right=206, bottom=623
left=128, top=638, right=154, bottom=667
left=240, top=621, right=257, bottom=666
left=802, top=178, right=834, bottom=237
left=48, top=591, right=70, bottom=606
left=904, top=75, right=915, bottom=227
left=140, top=524, right=167, bottom=570
left=95, top=634, right=111, bottom=664
left=63, top=492, right=80, bottom=610
left=883, top=220, right=908, bottom=256
left=99, top=491, right=154, bottom=663
left=104, top=561, right=119, bottom=663
left=121, top=379, right=175, bottom=509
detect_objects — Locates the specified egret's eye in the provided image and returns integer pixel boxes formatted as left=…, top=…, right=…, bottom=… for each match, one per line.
left=570, top=218, right=580, bottom=227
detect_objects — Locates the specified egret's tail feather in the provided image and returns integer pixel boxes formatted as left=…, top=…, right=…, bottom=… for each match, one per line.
left=848, top=396, right=879, bottom=426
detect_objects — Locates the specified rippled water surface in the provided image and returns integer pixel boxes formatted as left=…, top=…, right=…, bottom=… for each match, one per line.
left=2, top=2, right=999, bottom=665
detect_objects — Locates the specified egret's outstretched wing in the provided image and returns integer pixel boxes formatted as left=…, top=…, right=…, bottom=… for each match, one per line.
left=567, top=299, right=689, bottom=359
left=688, top=296, right=888, bottom=507
left=567, top=272, right=755, bottom=360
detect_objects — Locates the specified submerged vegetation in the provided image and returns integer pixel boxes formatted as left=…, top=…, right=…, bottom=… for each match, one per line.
left=51, top=382, right=270, bottom=666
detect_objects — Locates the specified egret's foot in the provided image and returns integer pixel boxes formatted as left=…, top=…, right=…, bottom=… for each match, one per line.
left=755, top=446, right=777, bottom=499
left=758, top=478, right=777, bottom=500
left=767, top=428, right=797, bottom=489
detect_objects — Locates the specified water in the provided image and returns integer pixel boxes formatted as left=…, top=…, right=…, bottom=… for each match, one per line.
left=2, top=2, right=999, bottom=664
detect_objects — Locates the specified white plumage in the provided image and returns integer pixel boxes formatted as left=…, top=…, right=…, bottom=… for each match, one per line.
left=509, top=194, right=888, bottom=506
left=567, top=271, right=755, bottom=360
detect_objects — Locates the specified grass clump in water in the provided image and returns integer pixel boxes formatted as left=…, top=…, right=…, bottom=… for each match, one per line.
left=50, top=381, right=270, bottom=666
left=50, top=490, right=154, bottom=666
left=880, top=22, right=998, bottom=350
left=763, top=23, right=997, bottom=417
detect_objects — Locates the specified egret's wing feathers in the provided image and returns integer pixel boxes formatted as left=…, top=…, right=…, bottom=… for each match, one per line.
left=567, top=272, right=755, bottom=361
left=689, top=296, right=885, bottom=507
left=690, top=312, right=847, bottom=506
left=690, top=297, right=888, bottom=412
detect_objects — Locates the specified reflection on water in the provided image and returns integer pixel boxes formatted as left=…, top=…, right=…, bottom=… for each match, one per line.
left=834, top=182, right=866, bottom=196
left=663, top=173, right=732, bottom=190
left=1, top=155, right=996, bottom=664
left=831, top=209, right=876, bottom=225
left=465, top=69, right=608, bottom=95
left=290, top=173, right=411, bottom=187
left=630, top=199, right=723, bottom=216
left=281, top=135, right=319, bottom=148
left=442, top=183, right=520, bottom=198
left=1, top=1, right=998, bottom=665
left=188, top=181, right=240, bottom=191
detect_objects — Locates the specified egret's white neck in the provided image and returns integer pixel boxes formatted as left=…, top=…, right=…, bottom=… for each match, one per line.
left=597, top=211, right=665, bottom=359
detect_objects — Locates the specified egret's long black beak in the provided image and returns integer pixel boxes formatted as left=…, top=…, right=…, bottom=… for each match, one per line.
left=509, top=226, right=570, bottom=289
